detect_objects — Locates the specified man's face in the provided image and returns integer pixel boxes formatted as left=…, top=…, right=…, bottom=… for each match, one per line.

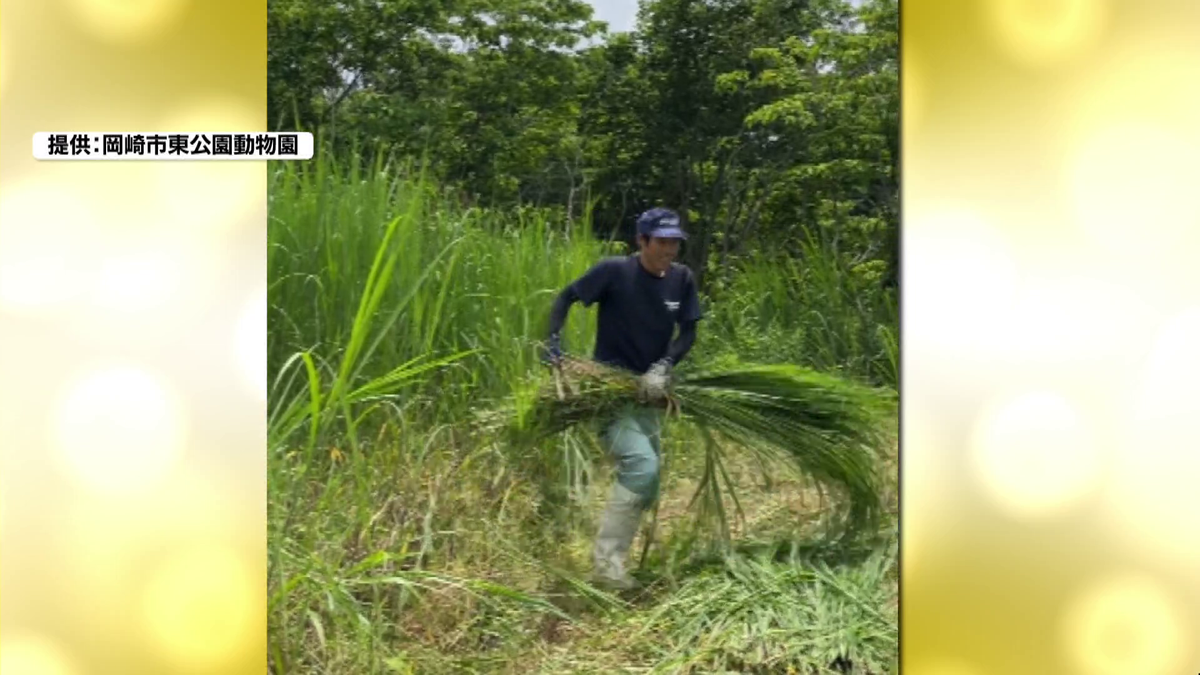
left=641, top=235, right=681, bottom=276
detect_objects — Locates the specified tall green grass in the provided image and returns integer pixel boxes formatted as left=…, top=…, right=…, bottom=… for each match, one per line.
left=701, top=242, right=898, bottom=388
left=269, top=156, right=896, bottom=454
left=267, top=149, right=899, bottom=674
left=269, top=155, right=612, bottom=448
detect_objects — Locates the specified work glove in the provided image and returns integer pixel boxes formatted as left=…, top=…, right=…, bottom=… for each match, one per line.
left=638, top=358, right=672, bottom=402
left=542, top=332, right=564, bottom=366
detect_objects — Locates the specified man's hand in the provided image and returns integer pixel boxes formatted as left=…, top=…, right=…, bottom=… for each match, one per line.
left=542, top=333, right=564, bottom=366
left=639, top=358, right=672, bottom=402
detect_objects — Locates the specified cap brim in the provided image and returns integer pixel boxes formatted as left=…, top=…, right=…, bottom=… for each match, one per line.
left=648, top=227, right=688, bottom=240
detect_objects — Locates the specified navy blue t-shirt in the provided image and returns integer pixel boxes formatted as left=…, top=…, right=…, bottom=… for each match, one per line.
left=569, top=254, right=703, bottom=374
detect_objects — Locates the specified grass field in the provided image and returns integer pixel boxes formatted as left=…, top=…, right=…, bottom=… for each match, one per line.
left=267, top=153, right=899, bottom=674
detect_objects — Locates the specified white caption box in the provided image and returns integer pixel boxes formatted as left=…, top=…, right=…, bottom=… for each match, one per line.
left=33, top=131, right=314, bottom=160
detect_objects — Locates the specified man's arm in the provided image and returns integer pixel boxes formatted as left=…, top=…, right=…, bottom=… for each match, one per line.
left=545, top=259, right=613, bottom=358
left=665, top=320, right=697, bottom=366
left=546, top=285, right=579, bottom=340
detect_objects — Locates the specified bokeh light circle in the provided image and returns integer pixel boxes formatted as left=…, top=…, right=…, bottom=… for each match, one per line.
left=1061, top=573, right=1187, bottom=675
left=64, top=0, right=192, bottom=45
left=52, top=366, right=187, bottom=496
left=0, top=632, right=77, bottom=675
left=970, top=391, right=1102, bottom=519
left=62, top=474, right=246, bottom=610
left=142, top=545, right=255, bottom=668
left=986, top=0, right=1107, bottom=67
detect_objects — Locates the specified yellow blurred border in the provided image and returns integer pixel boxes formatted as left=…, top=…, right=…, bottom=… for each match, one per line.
left=903, top=0, right=1200, bottom=673
left=1, top=1, right=266, bottom=673
left=5, top=0, right=1200, bottom=673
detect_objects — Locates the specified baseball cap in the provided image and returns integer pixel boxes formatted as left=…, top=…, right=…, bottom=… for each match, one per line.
left=636, top=207, right=688, bottom=240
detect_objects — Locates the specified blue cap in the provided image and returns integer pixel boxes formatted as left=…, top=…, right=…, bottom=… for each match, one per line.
left=636, top=207, right=688, bottom=240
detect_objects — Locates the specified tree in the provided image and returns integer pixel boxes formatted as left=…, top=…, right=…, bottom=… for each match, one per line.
left=266, top=0, right=899, bottom=289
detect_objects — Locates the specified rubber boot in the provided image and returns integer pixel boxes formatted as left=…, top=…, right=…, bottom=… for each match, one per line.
left=592, top=481, right=644, bottom=590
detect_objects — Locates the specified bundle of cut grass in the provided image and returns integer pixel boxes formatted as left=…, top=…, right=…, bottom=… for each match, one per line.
left=671, top=364, right=892, bottom=538
left=483, top=355, right=894, bottom=542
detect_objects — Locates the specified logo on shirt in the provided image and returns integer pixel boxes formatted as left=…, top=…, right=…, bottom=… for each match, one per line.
left=664, top=300, right=680, bottom=312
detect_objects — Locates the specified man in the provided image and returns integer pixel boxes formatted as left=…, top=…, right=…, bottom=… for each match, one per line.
left=544, top=207, right=703, bottom=590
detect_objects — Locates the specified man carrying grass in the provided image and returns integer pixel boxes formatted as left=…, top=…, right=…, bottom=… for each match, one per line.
left=544, top=207, right=703, bottom=590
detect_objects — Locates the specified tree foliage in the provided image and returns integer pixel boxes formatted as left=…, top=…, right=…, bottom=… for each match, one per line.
left=268, top=0, right=898, bottom=289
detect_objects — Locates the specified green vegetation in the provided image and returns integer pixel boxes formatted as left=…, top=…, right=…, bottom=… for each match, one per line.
left=493, top=356, right=894, bottom=544
left=268, top=155, right=897, bottom=673
left=268, top=0, right=898, bottom=292
left=268, top=0, right=897, bottom=671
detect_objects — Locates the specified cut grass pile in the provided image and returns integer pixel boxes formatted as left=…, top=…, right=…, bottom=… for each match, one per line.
left=483, top=354, right=895, bottom=545
left=633, top=544, right=898, bottom=674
